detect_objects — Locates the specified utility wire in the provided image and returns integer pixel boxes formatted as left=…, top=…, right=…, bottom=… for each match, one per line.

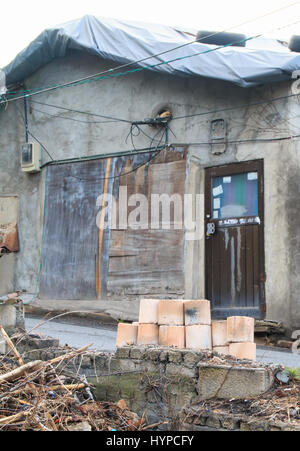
left=171, top=133, right=300, bottom=147
left=17, top=104, right=55, bottom=161
left=29, top=91, right=300, bottom=127
left=171, top=93, right=300, bottom=121
left=29, top=100, right=132, bottom=123
left=29, top=106, right=122, bottom=124
left=2, top=12, right=300, bottom=106
left=65, top=127, right=167, bottom=182
left=27, top=130, right=54, bottom=161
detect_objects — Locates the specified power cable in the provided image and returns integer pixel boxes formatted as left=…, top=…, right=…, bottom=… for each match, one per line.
left=27, top=130, right=54, bottom=161
left=65, top=127, right=167, bottom=183
left=170, top=133, right=300, bottom=147
left=30, top=100, right=132, bottom=123
left=17, top=104, right=55, bottom=161
left=30, top=91, right=300, bottom=129
left=171, top=92, right=300, bottom=121
left=29, top=106, right=122, bottom=125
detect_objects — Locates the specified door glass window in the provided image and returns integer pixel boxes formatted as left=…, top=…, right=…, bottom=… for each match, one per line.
left=212, top=172, right=258, bottom=219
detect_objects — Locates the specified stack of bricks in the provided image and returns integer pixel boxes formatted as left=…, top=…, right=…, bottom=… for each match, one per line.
left=116, top=299, right=256, bottom=361
left=227, top=316, right=256, bottom=360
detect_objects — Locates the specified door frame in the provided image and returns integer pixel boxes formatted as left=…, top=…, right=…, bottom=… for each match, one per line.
left=204, top=159, right=266, bottom=319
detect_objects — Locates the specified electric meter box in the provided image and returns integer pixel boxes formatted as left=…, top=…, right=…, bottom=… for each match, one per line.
left=21, top=142, right=41, bottom=173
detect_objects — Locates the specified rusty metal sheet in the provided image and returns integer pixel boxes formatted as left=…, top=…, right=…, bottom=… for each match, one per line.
left=0, top=222, right=19, bottom=254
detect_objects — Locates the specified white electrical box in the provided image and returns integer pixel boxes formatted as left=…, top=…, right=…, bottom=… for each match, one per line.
left=21, top=142, right=41, bottom=173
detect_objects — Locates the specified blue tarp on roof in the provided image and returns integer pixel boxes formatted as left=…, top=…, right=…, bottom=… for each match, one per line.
left=3, top=15, right=300, bottom=88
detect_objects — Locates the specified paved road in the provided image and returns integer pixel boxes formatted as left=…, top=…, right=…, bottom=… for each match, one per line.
left=25, top=316, right=300, bottom=367
left=25, top=316, right=117, bottom=353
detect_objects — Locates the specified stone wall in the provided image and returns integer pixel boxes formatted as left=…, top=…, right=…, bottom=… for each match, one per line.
left=11, top=338, right=291, bottom=429
left=179, top=406, right=300, bottom=431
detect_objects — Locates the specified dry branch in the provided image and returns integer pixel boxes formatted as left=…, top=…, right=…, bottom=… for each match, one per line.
left=0, top=361, right=43, bottom=385
left=0, top=329, right=145, bottom=431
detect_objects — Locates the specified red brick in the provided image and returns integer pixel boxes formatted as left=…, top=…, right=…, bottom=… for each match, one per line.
left=212, top=320, right=228, bottom=347
left=159, top=325, right=185, bottom=348
left=185, top=325, right=212, bottom=350
left=139, top=299, right=159, bottom=324
left=137, top=324, right=159, bottom=345
left=227, top=316, right=254, bottom=343
left=229, top=342, right=256, bottom=361
left=116, top=323, right=138, bottom=347
left=184, top=300, right=211, bottom=325
left=158, top=300, right=184, bottom=326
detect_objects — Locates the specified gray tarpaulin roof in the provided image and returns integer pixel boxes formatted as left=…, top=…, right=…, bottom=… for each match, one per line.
left=3, top=15, right=300, bottom=88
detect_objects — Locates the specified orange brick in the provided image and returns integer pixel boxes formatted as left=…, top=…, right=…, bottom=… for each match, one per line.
left=137, top=324, right=159, bottom=345
left=159, top=325, right=185, bottom=348
left=213, top=346, right=230, bottom=356
left=138, top=299, right=159, bottom=324
left=116, top=323, right=138, bottom=347
left=227, top=316, right=255, bottom=343
left=212, top=320, right=228, bottom=347
left=158, top=300, right=184, bottom=326
left=229, top=342, right=256, bottom=361
left=184, top=300, right=211, bottom=326
left=185, top=325, right=212, bottom=350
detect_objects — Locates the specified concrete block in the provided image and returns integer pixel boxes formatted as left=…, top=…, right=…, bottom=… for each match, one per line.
left=159, top=325, right=185, bottom=348
left=185, top=325, right=212, bottom=350
left=198, top=363, right=274, bottom=399
left=116, top=323, right=138, bottom=347
left=229, top=342, right=256, bottom=361
left=0, top=340, right=6, bottom=354
left=138, top=299, right=159, bottom=324
left=158, top=300, right=184, bottom=326
left=213, top=346, right=229, bottom=356
left=212, top=320, right=228, bottom=346
left=0, top=305, right=17, bottom=329
left=137, top=324, right=159, bottom=345
left=227, top=316, right=254, bottom=343
left=184, top=300, right=211, bottom=326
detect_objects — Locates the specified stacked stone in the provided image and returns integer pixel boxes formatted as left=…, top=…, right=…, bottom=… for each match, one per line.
left=115, top=300, right=256, bottom=361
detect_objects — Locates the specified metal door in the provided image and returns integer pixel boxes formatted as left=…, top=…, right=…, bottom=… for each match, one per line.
left=205, top=160, right=265, bottom=318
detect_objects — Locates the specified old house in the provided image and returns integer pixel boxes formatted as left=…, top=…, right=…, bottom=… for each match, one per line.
left=0, top=16, right=299, bottom=331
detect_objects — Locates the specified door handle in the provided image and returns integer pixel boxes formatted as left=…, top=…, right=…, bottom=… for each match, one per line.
left=206, top=222, right=216, bottom=237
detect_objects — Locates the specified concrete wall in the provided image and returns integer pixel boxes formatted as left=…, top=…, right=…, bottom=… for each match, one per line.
left=0, top=50, right=299, bottom=329
left=0, top=195, right=19, bottom=294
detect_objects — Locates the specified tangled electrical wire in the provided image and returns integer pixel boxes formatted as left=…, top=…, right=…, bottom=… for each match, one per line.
left=65, top=123, right=169, bottom=183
